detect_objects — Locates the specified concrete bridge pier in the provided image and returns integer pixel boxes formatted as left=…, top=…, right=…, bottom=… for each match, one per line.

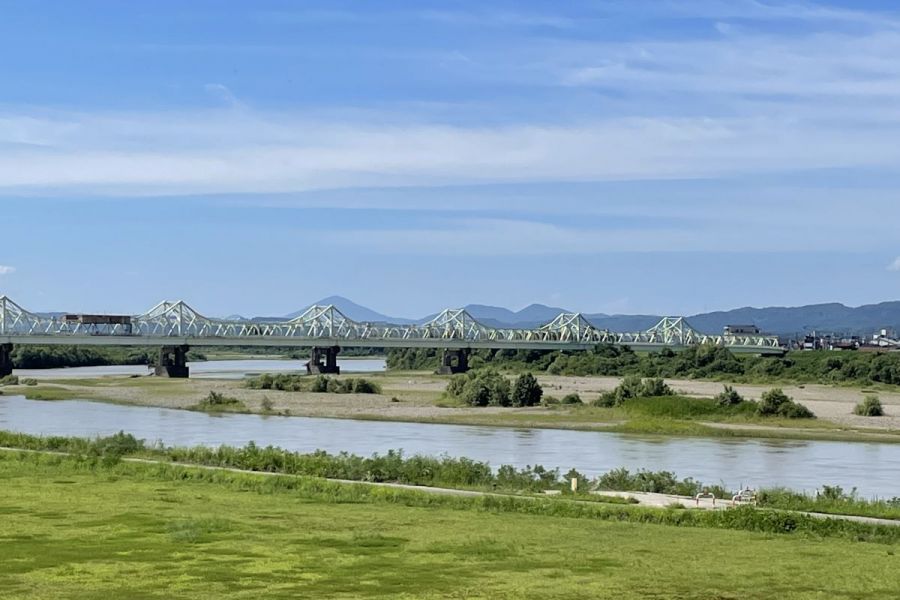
left=437, top=349, right=470, bottom=375
left=155, top=345, right=190, bottom=378
left=307, top=346, right=340, bottom=375
left=0, top=343, right=13, bottom=378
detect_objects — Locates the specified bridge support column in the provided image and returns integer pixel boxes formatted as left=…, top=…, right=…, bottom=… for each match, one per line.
left=437, top=349, right=470, bottom=375
left=155, top=345, right=190, bottom=378
left=0, top=343, right=13, bottom=378
left=307, top=346, right=340, bottom=375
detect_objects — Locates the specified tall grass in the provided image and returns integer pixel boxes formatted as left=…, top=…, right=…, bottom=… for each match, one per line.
left=0, top=430, right=735, bottom=496
left=759, top=486, right=900, bottom=521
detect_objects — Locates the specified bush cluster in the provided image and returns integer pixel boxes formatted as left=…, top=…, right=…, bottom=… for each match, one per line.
left=757, top=389, right=814, bottom=419
left=560, top=393, right=582, bottom=405
left=595, top=467, right=729, bottom=498
left=246, top=374, right=381, bottom=395
left=446, top=370, right=544, bottom=407
left=594, top=376, right=675, bottom=407
left=195, top=390, right=246, bottom=411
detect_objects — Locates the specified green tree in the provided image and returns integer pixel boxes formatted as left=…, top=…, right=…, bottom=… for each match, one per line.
left=460, top=369, right=511, bottom=407
left=511, top=372, right=543, bottom=407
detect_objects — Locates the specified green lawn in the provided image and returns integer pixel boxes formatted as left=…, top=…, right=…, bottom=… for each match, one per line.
left=1, top=453, right=899, bottom=599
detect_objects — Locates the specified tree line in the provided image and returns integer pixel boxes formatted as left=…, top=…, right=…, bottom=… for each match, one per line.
left=388, top=345, right=900, bottom=386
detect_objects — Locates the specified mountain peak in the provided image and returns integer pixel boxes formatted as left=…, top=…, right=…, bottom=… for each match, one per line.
left=285, top=296, right=414, bottom=324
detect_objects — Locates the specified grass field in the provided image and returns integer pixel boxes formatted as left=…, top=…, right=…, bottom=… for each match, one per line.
left=2, top=451, right=900, bottom=599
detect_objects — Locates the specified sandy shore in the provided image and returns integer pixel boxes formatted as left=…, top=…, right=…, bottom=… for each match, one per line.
left=6, top=370, right=900, bottom=437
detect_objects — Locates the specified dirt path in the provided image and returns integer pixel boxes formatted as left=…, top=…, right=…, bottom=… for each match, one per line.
left=594, top=490, right=900, bottom=527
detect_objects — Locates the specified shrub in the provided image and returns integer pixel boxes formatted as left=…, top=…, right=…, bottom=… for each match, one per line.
left=445, top=369, right=512, bottom=407
left=350, top=378, right=381, bottom=394
left=195, top=391, right=246, bottom=412
left=757, top=388, right=814, bottom=419
left=714, top=385, right=744, bottom=407
left=511, top=373, right=543, bottom=407
left=308, top=375, right=329, bottom=393
left=260, top=396, right=275, bottom=413
left=20, top=378, right=38, bottom=386
left=560, top=393, right=582, bottom=405
left=446, top=375, right=467, bottom=398
left=854, top=395, right=884, bottom=417
left=640, top=377, right=674, bottom=397
left=778, top=401, right=815, bottom=419
left=94, top=431, right=145, bottom=458
left=595, top=376, right=674, bottom=406
left=0, top=375, right=19, bottom=386
left=594, top=468, right=728, bottom=498
left=541, top=395, right=559, bottom=406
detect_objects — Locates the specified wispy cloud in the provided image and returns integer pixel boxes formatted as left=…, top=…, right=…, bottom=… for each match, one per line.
left=300, top=216, right=856, bottom=256
left=0, top=265, right=15, bottom=275
left=2, top=109, right=900, bottom=196
left=3, top=1, right=900, bottom=200
left=889, top=257, right=900, bottom=272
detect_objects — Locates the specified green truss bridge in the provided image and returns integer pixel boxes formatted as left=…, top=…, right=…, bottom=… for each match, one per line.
left=0, top=296, right=783, bottom=378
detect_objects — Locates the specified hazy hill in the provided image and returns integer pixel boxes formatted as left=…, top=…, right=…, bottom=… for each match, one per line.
left=685, top=302, right=900, bottom=336
left=284, top=296, right=416, bottom=324
left=457, top=303, right=570, bottom=328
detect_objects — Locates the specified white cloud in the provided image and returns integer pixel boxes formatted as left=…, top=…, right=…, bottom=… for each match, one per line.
left=0, top=265, right=15, bottom=275
left=2, top=109, right=900, bottom=197
left=888, top=257, right=900, bottom=272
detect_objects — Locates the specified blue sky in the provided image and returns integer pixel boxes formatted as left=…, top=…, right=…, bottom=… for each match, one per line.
left=1, top=0, right=900, bottom=318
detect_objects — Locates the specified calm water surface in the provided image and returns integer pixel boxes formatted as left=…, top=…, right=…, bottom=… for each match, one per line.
left=1, top=395, right=898, bottom=497
left=14, top=358, right=386, bottom=380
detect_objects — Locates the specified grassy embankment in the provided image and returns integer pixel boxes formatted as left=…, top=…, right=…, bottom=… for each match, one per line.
left=2, top=446, right=900, bottom=598
left=3, top=431, right=900, bottom=521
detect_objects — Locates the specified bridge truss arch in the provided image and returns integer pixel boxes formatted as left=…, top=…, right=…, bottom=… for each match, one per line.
left=0, top=295, right=783, bottom=354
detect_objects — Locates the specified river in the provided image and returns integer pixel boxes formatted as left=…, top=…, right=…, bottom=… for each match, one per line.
left=1, top=391, right=898, bottom=497
left=13, top=358, right=387, bottom=380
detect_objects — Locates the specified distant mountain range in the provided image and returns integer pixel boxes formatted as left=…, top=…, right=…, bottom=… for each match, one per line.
left=261, top=296, right=900, bottom=336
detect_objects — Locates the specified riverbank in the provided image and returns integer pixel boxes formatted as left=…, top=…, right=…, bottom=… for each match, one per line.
left=2, top=448, right=899, bottom=598
left=4, top=369, right=900, bottom=443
